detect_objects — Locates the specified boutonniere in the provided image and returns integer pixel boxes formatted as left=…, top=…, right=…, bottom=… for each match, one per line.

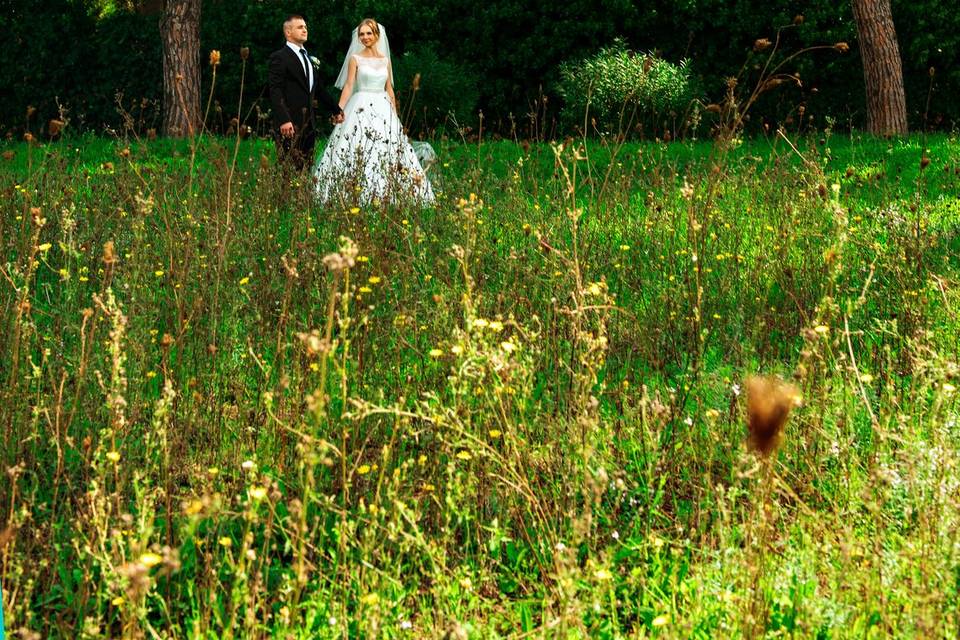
left=309, top=55, right=321, bottom=70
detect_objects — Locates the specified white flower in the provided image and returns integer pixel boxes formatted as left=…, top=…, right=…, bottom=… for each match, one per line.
left=731, top=383, right=741, bottom=397
left=400, top=620, right=413, bottom=630
left=555, top=541, right=566, bottom=552
left=611, top=530, right=620, bottom=540
left=309, top=55, right=321, bottom=70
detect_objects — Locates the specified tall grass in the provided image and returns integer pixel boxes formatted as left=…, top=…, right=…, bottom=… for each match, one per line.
left=1, top=127, right=959, bottom=638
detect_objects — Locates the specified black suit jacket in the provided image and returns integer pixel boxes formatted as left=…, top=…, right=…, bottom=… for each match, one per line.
left=268, top=45, right=341, bottom=138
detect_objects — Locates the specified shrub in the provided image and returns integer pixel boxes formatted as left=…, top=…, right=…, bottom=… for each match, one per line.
left=391, top=47, right=480, bottom=136
left=558, top=40, right=699, bottom=138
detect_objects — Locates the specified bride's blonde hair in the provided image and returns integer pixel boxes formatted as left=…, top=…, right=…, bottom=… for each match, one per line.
left=358, top=18, right=380, bottom=41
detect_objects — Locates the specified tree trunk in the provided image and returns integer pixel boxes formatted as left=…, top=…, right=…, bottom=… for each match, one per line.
left=851, top=0, right=908, bottom=135
left=160, top=0, right=201, bottom=137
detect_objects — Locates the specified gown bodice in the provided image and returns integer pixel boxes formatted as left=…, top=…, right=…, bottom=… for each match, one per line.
left=353, top=55, right=389, bottom=93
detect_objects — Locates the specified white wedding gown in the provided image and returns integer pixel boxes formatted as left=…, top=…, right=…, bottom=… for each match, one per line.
left=314, top=55, right=434, bottom=206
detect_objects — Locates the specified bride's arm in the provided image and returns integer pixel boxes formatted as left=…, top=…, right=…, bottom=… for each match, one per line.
left=338, top=57, right=358, bottom=110
left=385, top=61, right=398, bottom=114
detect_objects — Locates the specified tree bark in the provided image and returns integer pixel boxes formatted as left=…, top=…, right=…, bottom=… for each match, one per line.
left=851, top=0, right=908, bottom=135
left=160, top=0, right=201, bottom=137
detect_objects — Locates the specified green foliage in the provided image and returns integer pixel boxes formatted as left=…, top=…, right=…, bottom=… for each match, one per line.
left=391, top=47, right=480, bottom=135
left=558, top=41, right=698, bottom=138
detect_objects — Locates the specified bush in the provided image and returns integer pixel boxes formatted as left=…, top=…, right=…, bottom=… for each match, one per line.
left=558, top=40, right=699, bottom=138
left=391, top=47, right=480, bottom=136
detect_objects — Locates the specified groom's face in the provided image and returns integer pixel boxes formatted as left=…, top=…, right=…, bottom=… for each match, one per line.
left=285, top=18, right=308, bottom=45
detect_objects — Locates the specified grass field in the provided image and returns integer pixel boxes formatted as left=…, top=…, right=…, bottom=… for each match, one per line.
left=1, top=129, right=960, bottom=638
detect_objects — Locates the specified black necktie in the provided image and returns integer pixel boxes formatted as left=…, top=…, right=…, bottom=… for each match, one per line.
left=299, top=49, right=311, bottom=88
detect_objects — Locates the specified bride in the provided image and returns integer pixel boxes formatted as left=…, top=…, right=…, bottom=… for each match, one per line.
left=314, top=19, right=435, bottom=206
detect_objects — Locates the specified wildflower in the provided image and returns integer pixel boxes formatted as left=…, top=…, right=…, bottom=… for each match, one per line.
left=239, top=276, right=249, bottom=286
left=361, top=593, right=379, bottom=606
left=349, top=207, right=361, bottom=214
left=594, top=568, right=612, bottom=580
left=154, top=270, right=164, bottom=277
left=400, top=620, right=413, bottom=630
left=357, top=464, right=372, bottom=475
left=38, top=242, right=52, bottom=252
left=112, top=596, right=124, bottom=606
left=450, top=345, right=464, bottom=355
left=208, top=467, right=220, bottom=476
left=813, top=324, right=830, bottom=334
left=218, top=537, right=232, bottom=547
left=139, top=553, right=162, bottom=568
left=455, top=450, right=472, bottom=461
left=619, top=244, right=630, bottom=251
left=328, top=616, right=337, bottom=626
left=473, top=318, right=489, bottom=329
left=241, top=460, right=255, bottom=472
left=652, top=614, right=669, bottom=627
left=611, top=530, right=620, bottom=540
left=249, top=487, right=267, bottom=501
left=359, top=286, right=372, bottom=294
left=500, top=341, right=516, bottom=353
left=944, top=383, right=957, bottom=394
left=488, top=429, right=502, bottom=439
left=428, top=348, right=443, bottom=358
left=106, top=450, right=121, bottom=463
left=368, top=276, right=381, bottom=284
left=488, top=320, right=504, bottom=332
left=555, top=541, right=566, bottom=552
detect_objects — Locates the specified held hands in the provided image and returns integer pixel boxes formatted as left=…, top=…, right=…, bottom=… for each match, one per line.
left=331, top=112, right=345, bottom=125
left=280, top=121, right=295, bottom=138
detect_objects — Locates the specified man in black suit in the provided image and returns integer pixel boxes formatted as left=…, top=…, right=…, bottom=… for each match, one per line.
left=269, top=14, right=343, bottom=171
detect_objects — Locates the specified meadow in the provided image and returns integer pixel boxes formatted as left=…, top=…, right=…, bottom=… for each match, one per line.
left=1, top=128, right=960, bottom=638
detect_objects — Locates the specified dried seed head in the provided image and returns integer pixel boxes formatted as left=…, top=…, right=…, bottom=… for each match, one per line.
left=26, top=105, right=36, bottom=119
left=920, top=156, right=931, bottom=170
left=48, top=119, right=64, bottom=137
left=240, top=46, right=250, bottom=61
left=209, top=50, right=221, bottom=66
left=746, top=376, right=800, bottom=456
left=23, top=132, right=34, bottom=143
left=793, top=14, right=805, bottom=25
left=147, top=128, right=157, bottom=140
left=929, top=66, right=935, bottom=77
left=754, top=38, right=772, bottom=52
left=102, top=240, right=117, bottom=265
left=833, top=42, right=849, bottom=54
left=412, top=73, right=421, bottom=91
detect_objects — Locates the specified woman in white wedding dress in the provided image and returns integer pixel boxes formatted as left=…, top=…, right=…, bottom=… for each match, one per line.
left=314, top=19, right=434, bottom=206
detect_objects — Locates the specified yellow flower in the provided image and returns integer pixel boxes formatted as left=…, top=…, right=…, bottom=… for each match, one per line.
left=813, top=325, right=830, bottom=334
left=652, top=614, right=669, bottom=627
left=473, top=318, right=489, bottom=329
left=139, top=552, right=162, bottom=568
left=357, top=464, right=371, bottom=475
left=349, top=207, right=361, bottom=214
left=359, top=286, right=372, bottom=294
left=106, top=450, right=121, bottom=463
left=619, top=244, right=630, bottom=251
left=944, top=383, right=957, bottom=394
left=488, top=429, right=502, bottom=439
left=594, top=568, right=612, bottom=580
left=361, top=593, right=379, bottom=606
left=428, top=348, right=443, bottom=358
left=500, top=341, right=516, bottom=353
left=450, top=345, right=464, bottom=355
left=218, top=537, right=232, bottom=547
left=38, top=242, right=52, bottom=252
left=154, top=270, right=164, bottom=277
left=249, top=487, right=267, bottom=500
left=111, top=596, right=125, bottom=606
left=239, top=276, right=249, bottom=286
left=368, top=276, right=382, bottom=284
left=455, top=450, right=472, bottom=461
left=488, top=320, right=504, bottom=332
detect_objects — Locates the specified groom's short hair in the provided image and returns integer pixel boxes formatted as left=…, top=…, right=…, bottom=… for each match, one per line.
left=284, top=14, right=305, bottom=26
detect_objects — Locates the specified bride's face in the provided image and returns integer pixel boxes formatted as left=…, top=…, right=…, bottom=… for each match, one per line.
left=358, top=25, right=378, bottom=50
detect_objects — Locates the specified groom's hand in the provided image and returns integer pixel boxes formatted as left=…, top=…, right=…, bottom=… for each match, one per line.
left=280, top=121, right=295, bottom=138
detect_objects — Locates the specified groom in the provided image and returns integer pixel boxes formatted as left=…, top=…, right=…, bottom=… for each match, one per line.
left=269, top=14, right=343, bottom=172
